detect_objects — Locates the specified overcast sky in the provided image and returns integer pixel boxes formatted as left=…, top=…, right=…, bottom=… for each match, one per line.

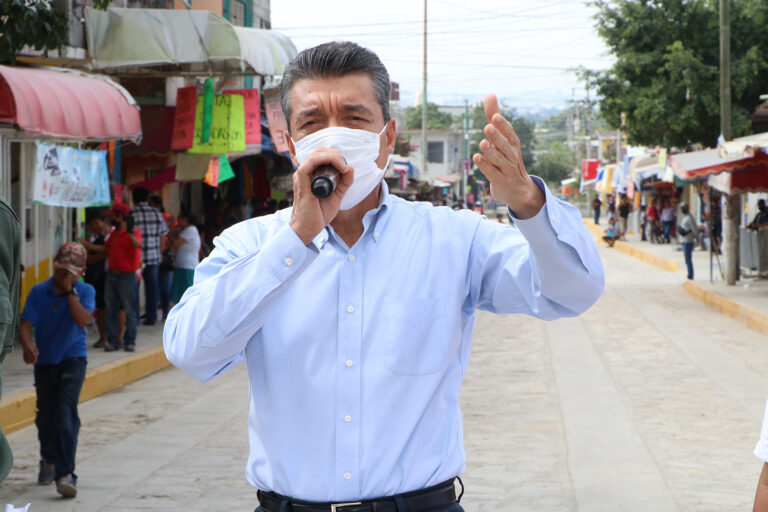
left=271, top=0, right=614, bottom=113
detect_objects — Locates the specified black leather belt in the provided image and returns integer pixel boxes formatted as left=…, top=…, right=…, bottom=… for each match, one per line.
left=257, top=478, right=458, bottom=512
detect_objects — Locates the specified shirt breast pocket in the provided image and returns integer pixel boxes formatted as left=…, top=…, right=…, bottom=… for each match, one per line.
left=383, top=298, right=452, bottom=376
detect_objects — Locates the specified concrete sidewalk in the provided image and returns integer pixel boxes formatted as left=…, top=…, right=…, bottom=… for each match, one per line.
left=0, top=322, right=169, bottom=434
left=585, top=218, right=768, bottom=335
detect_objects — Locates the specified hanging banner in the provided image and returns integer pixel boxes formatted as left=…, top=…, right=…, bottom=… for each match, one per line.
left=264, top=88, right=289, bottom=153
left=171, top=86, right=198, bottom=150
left=34, top=142, right=111, bottom=207
left=223, top=88, right=262, bottom=144
left=189, top=94, right=246, bottom=154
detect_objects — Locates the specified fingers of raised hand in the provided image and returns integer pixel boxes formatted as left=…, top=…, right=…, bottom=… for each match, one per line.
left=484, top=93, right=501, bottom=123
left=473, top=153, right=500, bottom=182
left=483, top=124, right=518, bottom=165
left=491, top=113, right=521, bottom=150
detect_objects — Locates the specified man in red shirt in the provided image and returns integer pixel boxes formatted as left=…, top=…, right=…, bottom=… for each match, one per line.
left=103, top=203, right=142, bottom=352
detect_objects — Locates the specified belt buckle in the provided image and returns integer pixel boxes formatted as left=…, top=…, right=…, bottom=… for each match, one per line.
left=330, top=502, right=362, bottom=512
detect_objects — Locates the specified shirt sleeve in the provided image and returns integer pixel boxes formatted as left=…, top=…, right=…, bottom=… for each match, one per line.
left=20, top=287, right=39, bottom=325
left=77, top=283, right=96, bottom=314
left=467, top=177, right=605, bottom=319
left=163, top=222, right=319, bottom=382
left=755, top=398, right=768, bottom=462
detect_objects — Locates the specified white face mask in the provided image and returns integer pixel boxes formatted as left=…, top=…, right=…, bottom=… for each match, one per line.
left=292, top=125, right=387, bottom=211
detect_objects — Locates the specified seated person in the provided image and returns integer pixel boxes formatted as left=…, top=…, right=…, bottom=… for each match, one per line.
left=602, top=218, right=619, bottom=247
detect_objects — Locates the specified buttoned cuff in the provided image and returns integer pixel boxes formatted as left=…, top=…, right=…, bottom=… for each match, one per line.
left=509, top=176, right=563, bottom=245
left=262, top=224, right=318, bottom=281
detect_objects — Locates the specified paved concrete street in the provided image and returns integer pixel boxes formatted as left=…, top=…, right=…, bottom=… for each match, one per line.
left=2, top=237, right=767, bottom=511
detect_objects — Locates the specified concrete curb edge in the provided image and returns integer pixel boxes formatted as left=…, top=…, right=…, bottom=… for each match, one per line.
left=682, top=280, right=768, bottom=336
left=582, top=219, right=680, bottom=272
left=0, top=345, right=170, bottom=435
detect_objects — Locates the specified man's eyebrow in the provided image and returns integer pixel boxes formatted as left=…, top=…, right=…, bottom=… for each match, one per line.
left=341, top=104, right=375, bottom=117
left=295, top=106, right=320, bottom=123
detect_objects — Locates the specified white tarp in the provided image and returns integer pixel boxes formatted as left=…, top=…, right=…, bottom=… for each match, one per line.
left=86, top=7, right=297, bottom=75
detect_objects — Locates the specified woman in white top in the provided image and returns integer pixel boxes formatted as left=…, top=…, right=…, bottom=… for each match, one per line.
left=169, top=211, right=201, bottom=303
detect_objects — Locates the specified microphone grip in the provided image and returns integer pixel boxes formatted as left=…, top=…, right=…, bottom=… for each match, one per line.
left=311, top=164, right=339, bottom=199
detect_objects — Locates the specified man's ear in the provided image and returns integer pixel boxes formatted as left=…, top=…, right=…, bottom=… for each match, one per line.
left=286, top=132, right=299, bottom=168
left=385, top=118, right=396, bottom=154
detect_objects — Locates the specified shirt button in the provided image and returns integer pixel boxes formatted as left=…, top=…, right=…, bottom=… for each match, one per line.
left=348, top=254, right=355, bottom=262
left=344, top=414, right=352, bottom=423
left=345, top=359, right=353, bottom=368
left=374, top=232, right=380, bottom=239
left=551, top=215, right=557, bottom=222
left=344, top=472, right=351, bottom=480
left=284, top=257, right=293, bottom=266
left=347, top=305, right=354, bottom=313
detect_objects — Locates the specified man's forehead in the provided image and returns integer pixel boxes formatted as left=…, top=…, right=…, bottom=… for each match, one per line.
left=290, top=74, right=380, bottom=112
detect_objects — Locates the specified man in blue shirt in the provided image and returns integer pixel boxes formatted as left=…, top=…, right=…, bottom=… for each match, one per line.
left=165, top=41, right=605, bottom=511
left=19, top=242, right=95, bottom=498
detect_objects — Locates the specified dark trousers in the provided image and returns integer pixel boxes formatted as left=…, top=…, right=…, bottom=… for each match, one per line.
left=106, top=271, right=138, bottom=347
left=34, top=357, right=87, bottom=481
left=142, top=263, right=160, bottom=325
left=594, top=209, right=600, bottom=225
left=159, top=268, right=173, bottom=320
left=682, top=241, right=694, bottom=279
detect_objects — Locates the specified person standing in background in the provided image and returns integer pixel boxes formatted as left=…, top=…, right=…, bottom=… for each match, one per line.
left=104, top=203, right=142, bottom=352
left=593, top=196, right=602, bottom=225
left=677, top=203, right=697, bottom=280
left=0, top=192, right=20, bottom=484
left=169, top=211, right=200, bottom=303
left=130, top=187, right=168, bottom=326
left=80, top=210, right=110, bottom=347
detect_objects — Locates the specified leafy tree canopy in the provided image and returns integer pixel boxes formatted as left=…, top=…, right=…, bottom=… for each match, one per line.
left=404, top=102, right=456, bottom=130
left=0, top=0, right=69, bottom=64
left=533, top=141, right=576, bottom=185
left=468, top=101, right=536, bottom=171
left=592, top=0, right=768, bottom=148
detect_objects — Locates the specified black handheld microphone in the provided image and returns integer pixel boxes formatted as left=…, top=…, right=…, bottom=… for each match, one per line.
left=311, top=164, right=340, bottom=199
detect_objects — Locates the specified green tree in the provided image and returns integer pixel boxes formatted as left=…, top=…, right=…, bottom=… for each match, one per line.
left=533, top=141, right=576, bottom=185
left=0, top=0, right=69, bottom=64
left=404, top=103, right=456, bottom=130
left=468, top=101, right=536, bottom=170
left=591, top=0, right=768, bottom=148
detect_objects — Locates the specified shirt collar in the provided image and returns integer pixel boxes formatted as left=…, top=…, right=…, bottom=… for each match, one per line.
left=313, top=180, right=395, bottom=250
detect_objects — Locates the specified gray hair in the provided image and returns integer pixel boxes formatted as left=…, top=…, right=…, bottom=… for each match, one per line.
left=280, top=41, right=391, bottom=132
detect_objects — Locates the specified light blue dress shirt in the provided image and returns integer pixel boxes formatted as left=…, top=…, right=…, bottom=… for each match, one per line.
left=163, top=179, right=604, bottom=502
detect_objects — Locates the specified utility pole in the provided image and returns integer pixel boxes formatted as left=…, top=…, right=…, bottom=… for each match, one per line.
left=720, top=0, right=739, bottom=285
left=463, top=98, right=469, bottom=206
left=421, top=0, right=428, bottom=181
left=584, top=80, right=590, bottom=161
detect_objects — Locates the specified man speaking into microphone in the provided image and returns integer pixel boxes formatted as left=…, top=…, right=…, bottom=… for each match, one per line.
left=164, top=41, right=604, bottom=511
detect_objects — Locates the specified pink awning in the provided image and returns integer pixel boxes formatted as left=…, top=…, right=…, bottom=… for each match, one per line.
left=0, top=65, right=141, bottom=142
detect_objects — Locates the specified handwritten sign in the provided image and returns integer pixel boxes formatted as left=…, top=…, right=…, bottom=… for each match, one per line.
left=264, top=88, right=289, bottom=153
left=171, top=87, right=197, bottom=150
left=224, top=89, right=261, bottom=144
left=189, top=94, right=246, bottom=154
left=34, top=142, right=110, bottom=207
left=203, top=155, right=236, bottom=187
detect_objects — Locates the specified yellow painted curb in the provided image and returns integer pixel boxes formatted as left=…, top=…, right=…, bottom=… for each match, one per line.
left=583, top=219, right=680, bottom=272
left=0, top=346, right=170, bottom=435
left=683, top=281, right=768, bottom=336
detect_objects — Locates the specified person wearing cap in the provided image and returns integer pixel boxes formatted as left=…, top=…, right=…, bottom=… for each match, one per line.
left=18, top=242, right=95, bottom=498
left=104, top=202, right=142, bottom=352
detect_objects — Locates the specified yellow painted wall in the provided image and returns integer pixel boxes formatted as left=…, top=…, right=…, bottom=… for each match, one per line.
left=20, top=258, right=52, bottom=310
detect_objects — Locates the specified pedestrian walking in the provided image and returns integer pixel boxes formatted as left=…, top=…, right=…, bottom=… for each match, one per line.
left=104, top=202, right=142, bottom=352
left=707, top=190, right=722, bottom=254
left=0, top=191, right=20, bottom=485
left=130, top=187, right=168, bottom=326
left=660, top=200, right=676, bottom=243
left=677, top=203, right=697, bottom=280
left=18, top=242, right=95, bottom=498
left=169, top=211, right=200, bottom=303
left=618, top=195, right=630, bottom=240
left=593, top=196, right=602, bottom=225
left=80, top=210, right=109, bottom=347
left=164, top=41, right=604, bottom=511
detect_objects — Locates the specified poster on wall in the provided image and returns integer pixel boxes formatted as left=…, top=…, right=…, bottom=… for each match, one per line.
left=264, top=88, right=289, bottom=153
left=33, top=142, right=111, bottom=207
